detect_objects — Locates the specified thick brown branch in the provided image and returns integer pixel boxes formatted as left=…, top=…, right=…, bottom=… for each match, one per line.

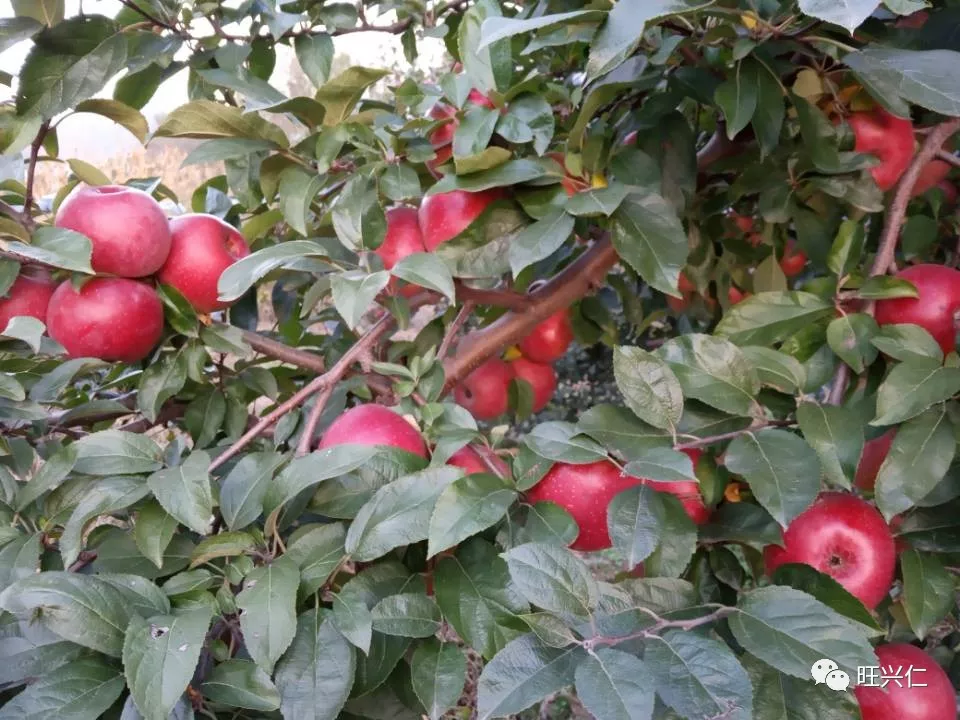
left=238, top=329, right=326, bottom=373
left=936, top=150, right=960, bottom=169
left=455, top=282, right=532, bottom=310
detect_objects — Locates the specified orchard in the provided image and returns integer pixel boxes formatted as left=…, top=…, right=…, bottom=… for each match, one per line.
left=6, top=1, right=960, bottom=719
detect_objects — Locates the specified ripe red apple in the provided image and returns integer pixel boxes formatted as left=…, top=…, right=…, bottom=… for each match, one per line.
left=454, top=357, right=514, bottom=420
left=46, top=277, right=164, bottom=362
left=0, top=271, right=56, bottom=330
left=55, top=185, right=172, bottom=277
left=728, top=286, right=749, bottom=305
left=419, top=189, right=502, bottom=251
left=678, top=272, right=696, bottom=294
left=910, top=159, right=952, bottom=198
left=667, top=292, right=693, bottom=313
left=855, top=430, right=896, bottom=491
left=447, top=444, right=509, bottom=476
left=511, top=356, right=556, bottom=413
left=779, top=241, right=807, bottom=277
left=855, top=643, right=957, bottom=720
left=848, top=108, right=915, bottom=191
left=426, top=90, right=496, bottom=176
left=763, top=493, right=895, bottom=608
left=641, top=448, right=711, bottom=525
left=731, top=213, right=755, bottom=234
left=375, top=207, right=426, bottom=269
left=526, top=460, right=640, bottom=551
left=317, top=404, right=427, bottom=458
left=518, top=310, right=574, bottom=364
left=875, top=264, right=960, bottom=354
left=156, top=214, right=250, bottom=313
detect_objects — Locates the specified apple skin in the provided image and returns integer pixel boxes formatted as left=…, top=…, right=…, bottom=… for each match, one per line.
left=375, top=207, right=426, bottom=269
left=156, top=214, right=250, bottom=313
left=46, top=277, right=164, bottom=362
left=848, top=108, right=915, bottom=191
left=0, top=272, right=56, bottom=330
left=875, top=264, right=960, bottom=354
left=447, top=444, right=509, bottom=476
left=910, top=159, right=952, bottom=198
left=454, top=357, right=514, bottom=420
left=518, top=310, right=574, bottom=363
left=511, top=356, right=557, bottom=413
left=779, top=242, right=807, bottom=277
left=55, top=185, right=172, bottom=277
left=419, top=189, right=503, bottom=251
left=317, top=404, right=427, bottom=458
left=426, top=90, right=496, bottom=176
left=526, top=460, right=641, bottom=551
left=763, top=492, right=895, bottom=608
left=728, top=286, right=750, bottom=305
left=641, top=448, right=711, bottom=525
left=855, top=430, right=896, bottom=491
left=855, top=643, right=957, bottom=720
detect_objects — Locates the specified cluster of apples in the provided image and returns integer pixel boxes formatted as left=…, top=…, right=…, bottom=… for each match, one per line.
left=0, top=185, right=250, bottom=362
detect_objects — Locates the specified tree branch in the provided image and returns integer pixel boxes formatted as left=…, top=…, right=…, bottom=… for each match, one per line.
left=673, top=419, right=794, bottom=451
left=116, top=0, right=181, bottom=33
left=23, top=121, right=50, bottom=220
left=583, top=605, right=736, bottom=649
left=0, top=199, right=32, bottom=231
left=438, top=301, right=474, bottom=360
left=238, top=328, right=326, bottom=373
left=455, top=282, right=532, bottom=310
left=936, top=149, right=960, bottom=169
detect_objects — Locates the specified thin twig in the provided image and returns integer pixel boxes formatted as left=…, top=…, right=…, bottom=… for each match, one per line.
left=295, top=385, right=336, bottom=457
left=674, top=419, right=794, bottom=450
left=583, top=605, right=736, bottom=649
left=0, top=199, right=32, bottom=231
left=826, top=363, right=850, bottom=405
left=116, top=0, right=181, bottom=33
left=23, top=121, right=50, bottom=219
left=238, top=328, right=326, bottom=373
left=438, top=301, right=474, bottom=360
left=936, top=150, right=960, bottom=169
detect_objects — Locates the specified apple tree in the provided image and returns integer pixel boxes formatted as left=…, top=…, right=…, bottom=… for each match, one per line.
left=3, top=1, right=960, bottom=718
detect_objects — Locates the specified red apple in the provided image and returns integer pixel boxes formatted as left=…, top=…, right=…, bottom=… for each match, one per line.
left=511, top=356, right=557, bottom=413
left=855, top=430, right=896, bottom=491
left=848, top=108, right=916, bottom=191
left=447, top=444, right=509, bottom=476
left=375, top=207, right=426, bottom=269
left=454, top=358, right=514, bottom=420
left=46, top=277, right=164, bottom=362
left=678, top=272, right=696, bottom=294
left=526, top=460, right=640, bottom=551
left=641, top=448, right=711, bottom=525
left=910, top=159, right=952, bottom=198
left=728, top=286, right=750, bottom=305
left=875, top=264, right=960, bottom=354
left=419, top=189, right=502, bottom=251
left=317, top=404, right=427, bottom=458
left=667, top=292, right=693, bottom=313
left=0, top=271, right=56, bottom=330
left=426, top=90, right=496, bottom=177
left=779, top=241, right=807, bottom=277
left=54, top=185, right=172, bottom=277
left=855, top=643, right=956, bottom=720
left=156, top=214, right=250, bottom=313
left=517, top=310, right=574, bottom=363
left=763, top=493, right=895, bottom=608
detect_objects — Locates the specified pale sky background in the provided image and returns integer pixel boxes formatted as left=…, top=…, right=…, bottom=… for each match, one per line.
left=0, top=0, right=447, bottom=161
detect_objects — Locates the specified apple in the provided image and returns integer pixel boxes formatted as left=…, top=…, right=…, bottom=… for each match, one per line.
left=678, top=272, right=696, bottom=294
left=426, top=90, right=497, bottom=176
left=54, top=184, right=172, bottom=277
left=667, top=292, right=693, bottom=313
left=910, top=159, right=952, bottom=198
left=156, top=214, right=250, bottom=313
left=728, top=286, right=749, bottom=305
left=855, top=430, right=896, bottom=491
left=763, top=492, right=895, bottom=608
left=525, top=460, right=641, bottom=551
left=875, top=264, right=960, bottom=354
left=317, top=404, right=427, bottom=458
left=375, top=206, right=426, bottom=269
left=0, top=271, right=56, bottom=330
left=46, top=277, right=164, bottom=362
left=447, top=444, right=509, bottom=476
left=454, top=357, right=514, bottom=420
left=419, top=189, right=503, bottom=251
left=518, top=310, right=574, bottom=363
left=511, top=356, right=557, bottom=413
left=779, top=241, right=807, bottom=277
left=641, top=448, right=711, bottom=525
left=848, top=108, right=915, bottom=191
left=855, top=643, right=956, bottom=720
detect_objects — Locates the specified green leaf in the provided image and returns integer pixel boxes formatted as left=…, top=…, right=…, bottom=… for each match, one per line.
left=715, top=60, right=759, bottom=140
left=846, top=48, right=960, bottom=116
left=453, top=105, right=499, bottom=159
left=644, top=494, right=698, bottom=577
left=0, top=657, right=124, bottom=720
left=4, top=227, right=93, bottom=274
left=476, top=634, right=586, bottom=719
left=134, top=500, right=178, bottom=568
left=624, top=448, right=697, bottom=483
left=1, top=316, right=45, bottom=352
left=872, top=359, right=960, bottom=426
left=607, top=484, right=664, bottom=568
left=392, top=252, right=455, bottom=302
left=729, top=586, right=877, bottom=678
left=11, top=0, right=62, bottom=27
left=502, top=542, right=598, bottom=616
left=381, top=163, right=421, bottom=202
left=435, top=538, right=529, bottom=658
left=190, top=531, right=256, bottom=567
left=644, top=630, right=752, bottom=720
left=856, top=275, right=919, bottom=300
left=237, top=555, right=299, bottom=673
left=798, top=0, right=878, bottom=33
left=426, top=159, right=546, bottom=195
left=411, top=640, right=467, bottom=720
left=60, top=476, right=149, bottom=567
left=656, top=334, right=761, bottom=417
left=741, top=346, right=806, bottom=393
left=346, top=467, right=461, bottom=561
left=0, top=533, right=41, bottom=594
left=700, top=503, right=783, bottom=547
left=75, top=98, right=148, bottom=142
left=724, top=430, right=820, bottom=527
left=154, top=99, right=288, bottom=147
left=220, top=451, right=284, bottom=531
left=286, top=523, right=347, bottom=596
left=496, top=93, right=555, bottom=156
left=610, top=192, right=688, bottom=297
left=613, top=345, right=683, bottom=431
left=796, top=402, right=862, bottom=489
left=147, top=452, right=214, bottom=535
left=900, top=549, right=955, bottom=640
left=827, top=219, right=865, bottom=278
left=275, top=608, right=356, bottom=720
left=771, top=564, right=883, bottom=636
left=15, top=443, right=77, bottom=511
left=138, top=351, right=187, bottom=422
left=315, top=66, right=389, bottom=126
left=122, top=606, right=213, bottom=720
left=0, top=373, right=24, bottom=401
left=201, top=658, right=280, bottom=711
left=524, top=421, right=608, bottom=464
left=513, top=502, right=580, bottom=547
left=278, top=166, right=324, bottom=236
left=181, top=137, right=277, bottom=166
left=875, top=407, right=956, bottom=520
left=0, top=638, right=85, bottom=689
left=218, top=239, right=330, bottom=302
left=459, top=0, right=512, bottom=94
left=330, top=270, right=390, bottom=330
left=507, top=209, right=574, bottom=277
left=197, top=67, right=287, bottom=108
left=74, top=429, right=162, bottom=475
left=826, top=313, right=878, bottom=373
left=715, top=291, right=834, bottom=346
left=566, top=183, right=631, bottom=218
left=745, top=654, right=863, bottom=720
left=574, top=648, right=655, bottom=720
left=428, top=472, right=518, bottom=558
left=295, top=33, right=334, bottom=87
left=477, top=11, right=599, bottom=48
left=371, top=593, right=442, bottom=637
